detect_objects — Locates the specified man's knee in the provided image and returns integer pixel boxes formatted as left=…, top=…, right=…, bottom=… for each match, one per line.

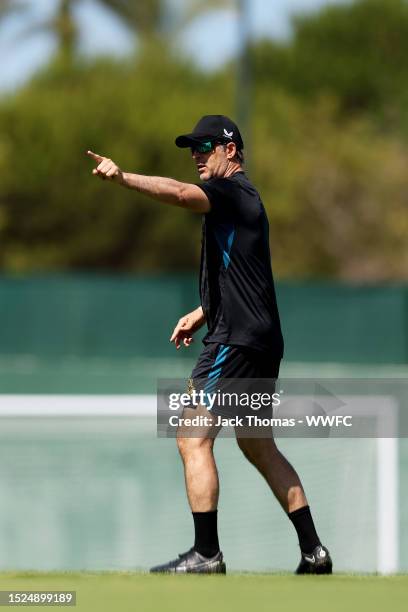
left=176, top=435, right=214, bottom=461
left=236, top=435, right=278, bottom=463
left=236, top=436, right=265, bottom=465
left=236, top=436, right=253, bottom=460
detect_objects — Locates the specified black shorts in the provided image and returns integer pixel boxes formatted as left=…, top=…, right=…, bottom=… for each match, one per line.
left=189, top=342, right=281, bottom=417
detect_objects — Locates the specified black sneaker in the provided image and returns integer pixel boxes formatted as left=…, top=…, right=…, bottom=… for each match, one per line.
left=150, top=548, right=226, bottom=574
left=295, top=545, right=333, bottom=574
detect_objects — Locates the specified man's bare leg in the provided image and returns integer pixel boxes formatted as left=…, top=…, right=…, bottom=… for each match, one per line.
left=177, top=435, right=219, bottom=511
left=176, top=404, right=221, bottom=511
left=150, top=405, right=225, bottom=572
left=235, top=430, right=331, bottom=572
left=174, top=405, right=222, bottom=560
left=235, top=433, right=307, bottom=512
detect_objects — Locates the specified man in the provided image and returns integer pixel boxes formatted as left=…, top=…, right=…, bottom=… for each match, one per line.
left=87, top=115, right=332, bottom=575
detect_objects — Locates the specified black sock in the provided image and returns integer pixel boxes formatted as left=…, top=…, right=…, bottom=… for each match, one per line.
left=192, top=510, right=220, bottom=558
left=288, top=505, right=321, bottom=553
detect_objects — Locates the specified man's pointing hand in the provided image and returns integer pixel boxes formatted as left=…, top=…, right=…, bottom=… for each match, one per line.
left=87, top=150, right=124, bottom=184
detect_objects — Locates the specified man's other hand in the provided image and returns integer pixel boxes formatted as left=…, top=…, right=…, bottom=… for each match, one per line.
left=170, top=307, right=205, bottom=350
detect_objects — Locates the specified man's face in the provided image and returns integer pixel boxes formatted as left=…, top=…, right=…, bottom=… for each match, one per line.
left=192, top=143, right=232, bottom=181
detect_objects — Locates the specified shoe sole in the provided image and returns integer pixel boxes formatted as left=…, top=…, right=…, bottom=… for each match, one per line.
left=181, top=562, right=226, bottom=575
left=151, top=562, right=226, bottom=575
left=314, top=562, right=332, bottom=575
left=296, top=562, right=333, bottom=575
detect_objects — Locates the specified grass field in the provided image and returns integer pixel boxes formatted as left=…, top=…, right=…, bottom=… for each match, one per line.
left=0, top=573, right=406, bottom=612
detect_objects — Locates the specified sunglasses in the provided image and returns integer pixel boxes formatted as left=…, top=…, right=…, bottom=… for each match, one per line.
left=190, top=140, right=225, bottom=154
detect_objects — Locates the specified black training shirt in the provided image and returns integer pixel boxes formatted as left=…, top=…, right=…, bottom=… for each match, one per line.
left=197, top=172, right=284, bottom=357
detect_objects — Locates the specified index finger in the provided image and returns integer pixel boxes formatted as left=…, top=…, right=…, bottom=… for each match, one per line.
left=170, top=321, right=184, bottom=342
left=86, top=150, right=104, bottom=163
left=170, top=327, right=179, bottom=342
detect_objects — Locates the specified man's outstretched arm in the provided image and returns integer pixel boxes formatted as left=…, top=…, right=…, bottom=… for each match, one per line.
left=86, top=150, right=210, bottom=213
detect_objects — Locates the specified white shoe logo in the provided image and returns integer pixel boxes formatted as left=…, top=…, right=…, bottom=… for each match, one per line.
left=318, top=549, right=326, bottom=558
left=223, top=129, right=233, bottom=139
left=304, top=554, right=315, bottom=563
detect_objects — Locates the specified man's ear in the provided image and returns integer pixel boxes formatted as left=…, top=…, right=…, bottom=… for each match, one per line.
left=226, top=141, right=237, bottom=160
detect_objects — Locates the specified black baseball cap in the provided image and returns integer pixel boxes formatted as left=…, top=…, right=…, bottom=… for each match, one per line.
left=175, top=115, right=244, bottom=150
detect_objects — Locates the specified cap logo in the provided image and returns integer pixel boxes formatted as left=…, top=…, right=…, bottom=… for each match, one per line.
left=223, top=129, right=233, bottom=139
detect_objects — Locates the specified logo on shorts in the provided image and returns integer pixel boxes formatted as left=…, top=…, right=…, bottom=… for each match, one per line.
left=187, top=378, right=195, bottom=395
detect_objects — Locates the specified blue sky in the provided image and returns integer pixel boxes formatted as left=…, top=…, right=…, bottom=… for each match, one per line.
left=1, top=0, right=348, bottom=91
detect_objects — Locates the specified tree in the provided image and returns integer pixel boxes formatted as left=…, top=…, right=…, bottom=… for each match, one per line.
left=51, top=0, right=78, bottom=65
left=1, top=55, right=408, bottom=280
left=0, top=0, right=26, bottom=20
left=0, top=52, right=232, bottom=273
left=97, top=0, right=234, bottom=39
left=95, top=0, right=161, bottom=38
left=15, top=0, right=234, bottom=67
left=252, top=0, right=408, bottom=122
left=252, top=90, right=408, bottom=280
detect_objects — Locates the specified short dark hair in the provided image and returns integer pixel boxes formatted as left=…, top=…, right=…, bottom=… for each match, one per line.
left=236, top=149, right=245, bottom=165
